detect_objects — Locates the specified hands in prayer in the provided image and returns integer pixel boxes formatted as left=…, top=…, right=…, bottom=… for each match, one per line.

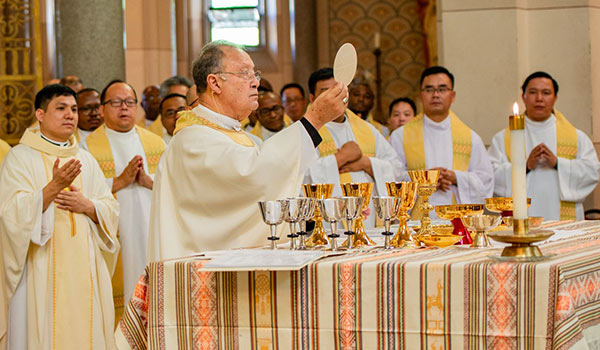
left=42, top=158, right=82, bottom=211
left=113, top=155, right=153, bottom=192
left=431, top=167, right=457, bottom=192
left=54, top=185, right=99, bottom=223
left=527, top=143, right=557, bottom=170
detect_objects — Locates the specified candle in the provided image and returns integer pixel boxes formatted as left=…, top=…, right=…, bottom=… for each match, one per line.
left=374, top=32, right=380, bottom=49
left=510, top=102, right=527, bottom=221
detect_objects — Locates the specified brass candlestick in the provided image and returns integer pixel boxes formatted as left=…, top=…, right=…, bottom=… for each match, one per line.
left=408, top=170, right=439, bottom=239
left=386, top=181, right=419, bottom=248
left=341, top=182, right=375, bottom=248
left=303, top=184, right=334, bottom=248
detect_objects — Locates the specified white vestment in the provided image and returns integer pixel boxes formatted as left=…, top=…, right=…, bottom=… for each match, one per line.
left=261, top=126, right=278, bottom=141
left=389, top=115, right=494, bottom=213
left=304, top=117, right=402, bottom=227
left=147, top=104, right=317, bottom=261
left=83, top=128, right=160, bottom=303
left=488, top=114, right=599, bottom=220
left=77, top=128, right=92, bottom=150
left=0, top=130, right=119, bottom=350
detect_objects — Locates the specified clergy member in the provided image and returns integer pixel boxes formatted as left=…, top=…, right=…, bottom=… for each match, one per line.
left=153, top=93, right=186, bottom=144
left=146, top=40, right=347, bottom=261
left=304, top=68, right=403, bottom=227
left=281, top=82, right=307, bottom=122
left=250, top=91, right=289, bottom=141
left=387, top=97, right=416, bottom=134
left=389, top=66, right=494, bottom=211
left=488, top=71, right=599, bottom=220
left=348, top=75, right=388, bottom=136
left=148, top=76, right=193, bottom=137
left=76, top=88, right=103, bottom=149
left=84, top=80, right=165, bottom=311
left=0, top=84, right=119, bottom=349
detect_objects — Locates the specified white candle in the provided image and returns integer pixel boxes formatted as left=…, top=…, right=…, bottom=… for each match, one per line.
left=510, top=102, right=527, bottom=220
left=374, top=32, right=380, bottom=49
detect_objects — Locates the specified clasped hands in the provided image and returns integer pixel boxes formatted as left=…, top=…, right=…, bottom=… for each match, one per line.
left=527, top=143, right=557, bottom=171
left=430, top=167, right=457, bottom=192
left=335, top=141, right=373, bottom=178
left=112, top=155, right=153, bottom=192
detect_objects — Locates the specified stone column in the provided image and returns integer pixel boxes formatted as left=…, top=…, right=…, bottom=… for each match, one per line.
left=55, top=0, right=125, bottom=90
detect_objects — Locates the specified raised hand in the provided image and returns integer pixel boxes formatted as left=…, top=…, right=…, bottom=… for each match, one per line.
left=304, top=81, right=348, bottom=130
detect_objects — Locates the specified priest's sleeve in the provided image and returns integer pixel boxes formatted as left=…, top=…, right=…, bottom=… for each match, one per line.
left=557, top=130, right=600, bottom=202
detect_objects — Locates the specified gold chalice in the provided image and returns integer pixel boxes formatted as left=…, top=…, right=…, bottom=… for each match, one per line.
left=341, top=182, right=375, bottom=248
left=303, top=184, right=334, bottom=248
left=386, top=181, right=419, bottom=248
left=485, top=197, right=531, bottom=217
left=461, top=215, right=502, bottom=248
left=435, top=204, right=484, bottom=245
left=408, top=170, right=440, bottom=239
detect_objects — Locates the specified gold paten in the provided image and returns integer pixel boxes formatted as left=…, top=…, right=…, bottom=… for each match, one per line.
left=419, top=234, right=462, bottom=248
left=341, top=183, right=375, bottom=248
left=408, top=170, right=439, bottom=239
left=303, top=184, right=334, bottom=248
left=386, top=181, right=418, bottom=248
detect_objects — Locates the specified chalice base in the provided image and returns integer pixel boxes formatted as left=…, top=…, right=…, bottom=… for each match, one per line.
left=306, top=220, right=329, bottom=248
left=470, top=231, right=492, bottom=248
left=342, top=218, right=375, bottom=248
left=390, top=224, right=415, bottom=248
left=451, top=218, right=472, bottom=245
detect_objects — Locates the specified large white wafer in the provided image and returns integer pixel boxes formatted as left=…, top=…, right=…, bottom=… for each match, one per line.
left=333, top=43, right=357, bottom=86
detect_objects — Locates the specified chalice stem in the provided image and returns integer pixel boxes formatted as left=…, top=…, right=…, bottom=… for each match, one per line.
left=270, top=225, right=278, bottom=250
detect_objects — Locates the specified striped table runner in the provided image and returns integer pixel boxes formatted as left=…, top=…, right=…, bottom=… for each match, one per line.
left=116, top=221, right=600, bottom=349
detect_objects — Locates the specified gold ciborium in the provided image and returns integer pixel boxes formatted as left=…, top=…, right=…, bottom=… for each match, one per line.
left=461, top=215, right=502, bottom=248
left=386, top=181, right=419, bottom=248
left=341, top=183, right=375, bottom=248
left=303, top=184, right=334, bottom=248
left=485, top=197, right=531, bottom=217
left=435, top=204, right=484, bottom=245
left=408, top=170, right=440, bottom=238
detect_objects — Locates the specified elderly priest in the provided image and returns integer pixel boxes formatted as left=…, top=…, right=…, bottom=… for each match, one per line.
left=488, top=71, right=599, bottom=220
left=147, top=41, right=347, bottom=261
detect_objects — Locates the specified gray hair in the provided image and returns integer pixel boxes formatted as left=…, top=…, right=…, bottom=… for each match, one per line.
left=159, top=75, right=193, bottom=98
left=192, top=40, right=245, bottom=94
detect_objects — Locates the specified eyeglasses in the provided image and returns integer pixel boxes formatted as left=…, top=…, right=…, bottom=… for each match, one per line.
left=421, top=86, right=452, bottom=95
left=163, top=106, right=186, bottom=119
left=103, top=98, right=138, bottom=107
left=258, top=105, right=284, bottom=117
left=78, top=104, right=101, bottom=113
left=216, top=70, right=261, bottom=82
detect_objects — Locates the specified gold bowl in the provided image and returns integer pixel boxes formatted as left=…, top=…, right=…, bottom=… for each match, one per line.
left=485, top=197, right=531, bottom=214
left=431, top=224, right=454, bottom=236
left=435, top=204, right=484, bottom=219
left=502, top=216, right=543, bottom=229
left=419, top=234, right=462, bottom=248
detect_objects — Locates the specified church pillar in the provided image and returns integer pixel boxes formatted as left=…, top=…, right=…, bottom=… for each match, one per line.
left=55, top=0, right=125, bottom=90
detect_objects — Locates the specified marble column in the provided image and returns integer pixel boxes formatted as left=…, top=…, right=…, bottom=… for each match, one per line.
left=55, top=0, right=125, bottom=91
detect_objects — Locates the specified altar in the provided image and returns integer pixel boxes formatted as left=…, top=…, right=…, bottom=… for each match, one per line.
left=115, top=220, right=600, bottom=349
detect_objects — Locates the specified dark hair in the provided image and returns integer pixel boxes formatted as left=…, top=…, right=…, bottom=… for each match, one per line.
left=35, top=84, right=76, bottom=110
left=159, top=93, right=187, bottom=111
left=420, top=66, right=454, bottom=89
left=521, top=71, right=559, bottom=94
left=159, top=75, right=193, bottom=98
left=100, top=80, right=138, bottom=104
left=308, top=67, right=334, bottom=95
left=60, top=75, right=82, bottom=86
left=192, top=40, right=244, bottom=94
left=76, top=87, right=100, bottom=97
left=389, top=97, right=417, bottom=116
left=280, top=83, right=305, bottom=98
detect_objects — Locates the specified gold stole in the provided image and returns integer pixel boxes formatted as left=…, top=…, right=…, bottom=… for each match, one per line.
left=174, top=110, right=255, bottom=147
left=21, top=130, right=93, bottom=348
left=85, top=125, right=164, bottom=323
left=367, top=112, right=387, bottom=135
left=250, top=114, right=293, bottom=140
left=318, top=109, right=376, bottom=184
left=85, top=125, right=165, bottom=178
left=148, top=115, right=164, bottom=136
left=503, top=111, right=577, bottom=220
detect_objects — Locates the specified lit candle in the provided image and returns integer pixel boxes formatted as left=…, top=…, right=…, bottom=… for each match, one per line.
left=510, top=102, right=527, bottom=222
left=374, top=32, right=380, bottom=49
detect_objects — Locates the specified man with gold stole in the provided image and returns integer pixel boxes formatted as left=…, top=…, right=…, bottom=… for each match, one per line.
left=146, top=41, right=347, bottom=261
left=84, top=80, right=165, bottom=311
left=0, top=84, right=119, bottom=349
left=249, top=91, right=290, bottom=141
left=304, top=68, right=402, bottom=227
left=348, top=74, right=389, bottom=137
left=488, top=71, right=599, bottom=220
left=389, top=66, right=494, bottom=212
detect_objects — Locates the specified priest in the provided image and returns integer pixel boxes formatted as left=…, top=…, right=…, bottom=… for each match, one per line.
left=389, top=66, right=494, bottom=212
left=146, top=41, right=347, bottom=261
left=0, top=84, right=119, bottom=349
left=488, top=71, right=599, bottom=220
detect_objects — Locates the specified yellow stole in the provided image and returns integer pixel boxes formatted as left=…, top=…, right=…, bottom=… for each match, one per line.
left=503, top=111, right=577, bottom=220
left=0, top=139, right=11, bottom=165
left=20, top=129, right=94, bottom=348
left=148, top=115, right=164, bottom=136
left=403, top=111, right=472, bottom=171
left=366, top=112, right=387, bottom=135
left=85, top=125, right=165, bottom=178
left=318, top=109, right=376, bottom=184
left=174, top=110, right=255, bottom=147
left=250, top=114, right=293, bottom=140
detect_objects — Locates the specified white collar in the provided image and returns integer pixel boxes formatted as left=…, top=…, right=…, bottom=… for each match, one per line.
left=193, top=103, right=242, bottom=131
left=423, top=114, right=450, bottom=130
left=105, top=126, right=137, bottom=137
left=261, top=125, right=278, bottom=140
left=525, top=113, right=555, bottom=129
left=40, top=132, right=69, bottom=147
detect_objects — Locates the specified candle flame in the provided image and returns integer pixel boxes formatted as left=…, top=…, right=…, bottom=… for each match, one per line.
left=512, top=102, right=519, bottom=116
